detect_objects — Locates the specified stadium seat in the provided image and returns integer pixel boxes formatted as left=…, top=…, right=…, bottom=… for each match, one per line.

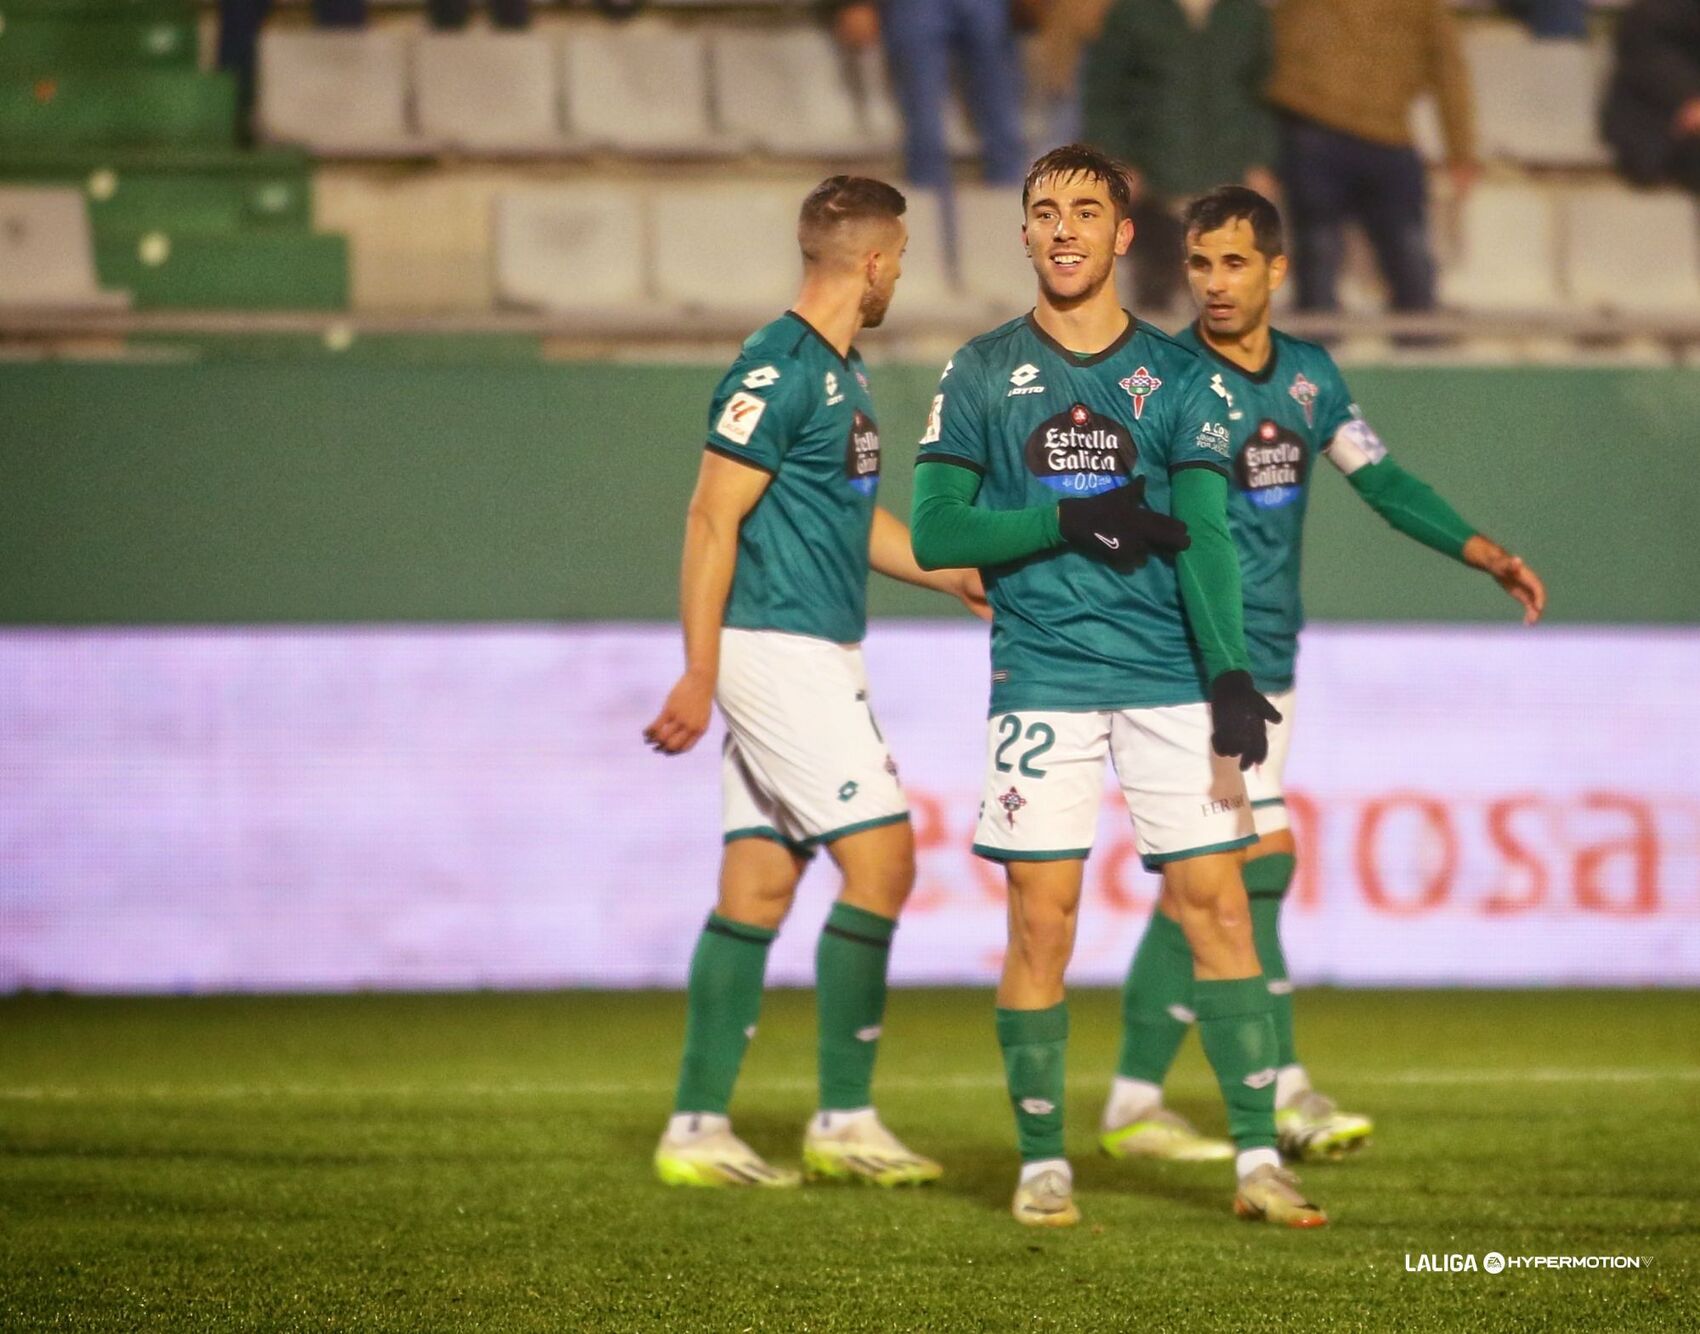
left=0, top=185, right=129, bottom=308
left=561, top=20, right=727, bottom=157
left=652, top=182, right=801, bottom=321
left=1564, top=187, right=1700, bottom=314
left=1436, top=183, right=1562, bottom=312
left=711, top=28, right=872, bottom=158
left=0, top=147, right=314, bottom=231
left=1464, top=26, right=1610, bottom=168
left=880, top=188, right=980, bottom=330
left=0, top=69, right=235, bottom=148
left=93, top=229, right=348, bottom=308
left=954, top=186, right=1037, bottom=318
left=414, top=31, right=564, bottom=154
left=0, top=14, right=197, bottom=69
left=491, top=184, right=649, bottom=317
left=258, top=30, right=422, bottom=156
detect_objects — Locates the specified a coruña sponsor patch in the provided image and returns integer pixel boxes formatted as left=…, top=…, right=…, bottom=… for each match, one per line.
left=1024, top=403, right=1134, bottom=496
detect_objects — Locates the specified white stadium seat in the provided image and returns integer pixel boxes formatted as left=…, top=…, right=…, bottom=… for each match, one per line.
left=562, top=20, right=727, bottom=156
left=954, top=186, right=1037, bottom=318
left=491, top=184, right=650, bottom=317
left=880, top=188, right=980, bottom=330
left=712, top=28, right=872, bottom=158
left=652, top=182, right=801, bottom=319
left=258, top=30, right=423, bottom=156
left=1437, top=183, right=1562, bottom=312
left=0, top=187, right=129, bottom=309
left=415, top=31, right=564, bottom=154
left=1464, top=25, right=1610, bottom=168
left=1564, top=187, right=1700, bottom=313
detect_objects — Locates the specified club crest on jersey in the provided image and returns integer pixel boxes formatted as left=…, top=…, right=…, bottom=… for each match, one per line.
left=1288, top=372, right=1319, bottom=426
left=855, top=368, right=869, bottom=390
left=998, top=786, right=1028, bottom=827
left=1234, top=419, right=1307, bottom=510
left=844, top=408, right=880, bottom=496
left=1119, top=365, right=1162, bottom=419
left=1026, top=405, right=1135, bottom=496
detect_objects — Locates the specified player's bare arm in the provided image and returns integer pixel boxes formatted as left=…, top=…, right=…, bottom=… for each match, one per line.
left=643, top=451, right=771, bottom=755
left=1462, top=534, right=1546, bottom=624
left=868, top=505, right=989, bottom=619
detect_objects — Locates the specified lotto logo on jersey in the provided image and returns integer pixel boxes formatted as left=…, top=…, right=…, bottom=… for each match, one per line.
left=825, top=371, right=844, bottom=406
left=715, top=391, right=766, bottom=445
left=1007, top=363, right=1045, bottom=396
left=844, top=409, right=880, bottom=496
left=1235, top=419, right=1308, bottom=509
left=1119, top=365, right=1162, bottom=419
left=742, top=365, right=780, bottom=390
left=1024, top=405, right=1135, bottom=496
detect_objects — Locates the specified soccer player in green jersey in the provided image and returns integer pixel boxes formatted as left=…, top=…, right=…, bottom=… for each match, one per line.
left=644, top=177, right=987, bottom=1190
left=1099, top=184, right=1547, bottom=1166
left=910, top=146, right=1327, bottom=1228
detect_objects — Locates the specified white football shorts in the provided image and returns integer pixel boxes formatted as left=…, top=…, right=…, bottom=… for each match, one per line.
left=717, top=627, right=909, bottom=855
left=1240, top=689, right=1296, bottom=837
left=971, top=702, right=1254, bottom=871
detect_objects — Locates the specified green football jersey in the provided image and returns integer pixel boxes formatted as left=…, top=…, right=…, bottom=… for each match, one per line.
left=919, top=313, right=1235, bottom=714
left=1174, top=322, right=1374, bottom=693
left=705, top=311, right=882, bottom=646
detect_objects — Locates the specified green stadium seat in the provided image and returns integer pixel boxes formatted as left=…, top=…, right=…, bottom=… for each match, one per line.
left=94, top=229, right=348, bottom=308
left=0, top=69, right=236, bottom=148
left=0, top=16, right=198, bottom=70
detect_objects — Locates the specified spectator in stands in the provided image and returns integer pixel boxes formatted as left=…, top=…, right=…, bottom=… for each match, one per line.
left=1030, top=0, right=1114, bottom=148
left=1082, top=0, right=1278, bottom=311
left=832, top=0, right=1027, bottom=188
left=1604, top=0, right=1700, bottom=195
left=1501, top=0, right=1588, bottom=39
left=1266, top=0, right=1479, bottom=313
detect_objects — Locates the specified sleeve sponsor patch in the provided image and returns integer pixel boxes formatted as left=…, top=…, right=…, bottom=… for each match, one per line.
left=1195, top=420, right=1231, bottom=457
left=920, top=393, right=944, bottom=445
left=714, top=391, right=767, bottom=446
left=1325, top=414, right=1388, bottom=475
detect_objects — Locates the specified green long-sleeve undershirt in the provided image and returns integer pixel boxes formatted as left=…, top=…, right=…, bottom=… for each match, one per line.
left=910, top=460, right=1063, bottom=570
left=909, top=460, right=1251, bottom=683
left=1347, top=456, right=1475, bottom=560
left=1170, top=466, right=1250, bottom=682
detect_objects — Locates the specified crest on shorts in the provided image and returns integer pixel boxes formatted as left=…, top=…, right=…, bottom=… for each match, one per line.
left=1119, top=366, right=1162, bottom=420
left=1288, top=372, right=1319, bottom=426
left=998, top=786, right=1028, bottom=828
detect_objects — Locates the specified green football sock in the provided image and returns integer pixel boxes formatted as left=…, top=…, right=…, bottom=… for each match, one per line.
left=996, top=1002, right=1069, bottom=1162
left=816, top=900, right=896, bottom=1111
left=1244, top=852, right=1298, bottom=1068
left=1115, top=908, right=1195, bottom=1083
left=1194, top=977, right=1279, bottom=1151
left=673, top=913, right=776, bottom=1115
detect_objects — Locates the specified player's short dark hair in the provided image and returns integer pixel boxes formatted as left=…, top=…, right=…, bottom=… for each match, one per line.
left=798, top=176, right=907, bottom=262
left=1183, top=186, right=1285, bottom=259
left=1021, top=144, right=1135, bottom=220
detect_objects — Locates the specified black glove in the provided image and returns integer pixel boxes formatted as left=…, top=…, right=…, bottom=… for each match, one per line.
left=1056, top=477, right=1191, bottom=573
left=1208, top=670, right=1283, bottom=771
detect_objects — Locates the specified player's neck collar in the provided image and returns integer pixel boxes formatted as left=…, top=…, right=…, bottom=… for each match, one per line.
left=1024, top=308, right=1137, bottom=367
left=1191, top=319, right=1278, bottom=383
left=784, top=310, right=853, bottom=368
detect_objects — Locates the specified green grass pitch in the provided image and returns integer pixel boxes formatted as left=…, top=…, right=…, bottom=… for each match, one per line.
left=3, top=988, right=1696, bottom=1331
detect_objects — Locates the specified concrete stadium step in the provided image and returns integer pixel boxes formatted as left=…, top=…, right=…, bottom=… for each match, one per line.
left=94, top=229, right=348, bottom=309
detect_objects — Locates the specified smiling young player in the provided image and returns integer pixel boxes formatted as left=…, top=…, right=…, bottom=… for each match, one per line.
left=910, top=147, right=1327, bottom=1229
left=645, top=176, right=987, bottom=1191
left=1100, top=184, right=1547, bottom=1166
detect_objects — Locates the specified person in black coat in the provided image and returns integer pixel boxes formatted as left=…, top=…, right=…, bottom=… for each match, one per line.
left=1603, top=0, right=1700, bottom=192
